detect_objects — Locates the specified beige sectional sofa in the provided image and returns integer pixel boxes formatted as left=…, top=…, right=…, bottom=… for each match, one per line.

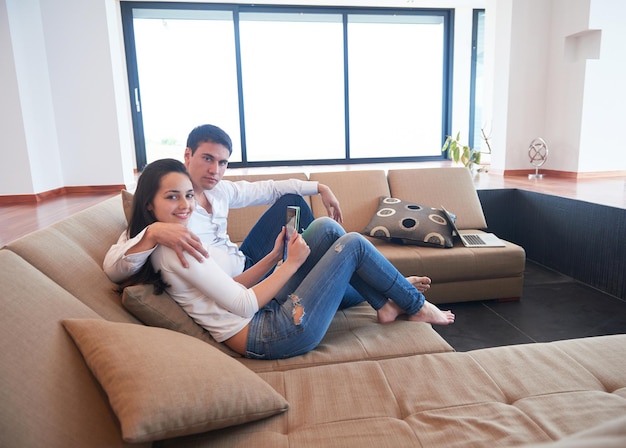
left=1, top=167, right=625, bottom=447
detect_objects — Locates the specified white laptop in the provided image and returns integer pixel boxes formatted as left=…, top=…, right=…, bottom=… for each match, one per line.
left=441, top=206, right=506, bottom=248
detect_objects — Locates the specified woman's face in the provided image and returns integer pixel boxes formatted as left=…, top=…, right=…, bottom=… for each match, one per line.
left=148, top=172, right=195, bottom=226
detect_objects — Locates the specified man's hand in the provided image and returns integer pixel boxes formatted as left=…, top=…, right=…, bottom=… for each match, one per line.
left=318, top=183, right=344, bottom=223
left=145, top=222, right=208, bottom=268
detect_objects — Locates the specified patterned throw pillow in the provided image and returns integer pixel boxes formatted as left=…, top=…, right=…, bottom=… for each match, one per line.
left=363, top=197, right=453, bottom=248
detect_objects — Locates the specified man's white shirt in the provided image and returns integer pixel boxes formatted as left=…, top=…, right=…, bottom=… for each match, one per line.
left=103, top=178, right=318, bottom=283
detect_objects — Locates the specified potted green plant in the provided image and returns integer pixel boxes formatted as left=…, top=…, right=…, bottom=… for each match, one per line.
left=441, top=130, right=491, bottom=172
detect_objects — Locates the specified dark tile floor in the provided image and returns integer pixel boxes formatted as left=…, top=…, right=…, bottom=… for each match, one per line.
left=433, top=260, right=626, bottom=352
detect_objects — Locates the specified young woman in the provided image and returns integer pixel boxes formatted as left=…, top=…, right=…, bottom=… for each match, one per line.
left=123, top=159, right=454, bottom=360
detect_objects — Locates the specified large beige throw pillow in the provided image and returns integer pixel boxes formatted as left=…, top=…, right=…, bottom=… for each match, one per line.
left=62, top=319, right=288, bottom=443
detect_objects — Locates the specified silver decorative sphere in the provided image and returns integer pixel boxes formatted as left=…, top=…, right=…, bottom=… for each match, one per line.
left=528, top=137, right=548, bottom=179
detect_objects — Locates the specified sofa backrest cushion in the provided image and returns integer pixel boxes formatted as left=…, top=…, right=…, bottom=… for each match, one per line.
left=223, top=172, right=310, bottom=244
left=121, top=286, right=454, bottom=373
left=5, top=195, right=137, bottom=324
left=387, top=167, right=487, bottom=229
left=121, top=283, right=241, bottom=357
left=309, top=170, right=390, bottom=233
left=121, top=188, right=133, bottom=223
left=0, top=250, right=137, bottom=448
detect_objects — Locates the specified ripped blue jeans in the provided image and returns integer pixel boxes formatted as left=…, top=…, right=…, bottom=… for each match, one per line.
left=245, top=217, right=425, bottom=359
left=240, top=194, right=363, bottom=309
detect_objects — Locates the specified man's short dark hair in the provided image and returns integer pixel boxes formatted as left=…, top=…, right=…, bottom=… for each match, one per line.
left=186, top=124, right=233, bottom=155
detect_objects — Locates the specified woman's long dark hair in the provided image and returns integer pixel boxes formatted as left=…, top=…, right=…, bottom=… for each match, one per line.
left=117, top=158, right=191, bottom=295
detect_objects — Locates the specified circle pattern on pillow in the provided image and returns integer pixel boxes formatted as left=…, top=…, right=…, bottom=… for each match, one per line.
left=363, top=197, right=454, bottom=248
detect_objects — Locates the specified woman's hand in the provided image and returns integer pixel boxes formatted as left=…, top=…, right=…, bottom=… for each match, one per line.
left=272, top=227, right=287, bottom=260
left=284, top=233, right=310, bottom=267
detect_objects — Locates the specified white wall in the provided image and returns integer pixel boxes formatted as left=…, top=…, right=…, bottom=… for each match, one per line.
left=487, top=0, right=554, bottom=172
left=0, top=0, right=135, bottom=196
left=507, top=0, right=552, bottom=171
left=39, top=0, right=133, bottom=188
left=543, top=0, right=590, bottom=173
left=0, top=0, right=32, bottom=195
left=1, top=0, right=60, bottom=195
left=483, top=0, right=512, bottom=171
left=487, top=0, right=626, bottom=174
left=578, top=0, right=626, bottom=173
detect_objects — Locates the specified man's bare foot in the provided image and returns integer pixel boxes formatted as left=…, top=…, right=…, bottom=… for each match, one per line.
left=408, top=300, right=455, bottom=326
left=406, top=276, right=432, bottom=293
left=377, top=300, right=404, bottom=324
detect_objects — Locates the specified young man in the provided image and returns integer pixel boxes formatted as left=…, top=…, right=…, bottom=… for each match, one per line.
left=103, top=124, right=344, bottom=287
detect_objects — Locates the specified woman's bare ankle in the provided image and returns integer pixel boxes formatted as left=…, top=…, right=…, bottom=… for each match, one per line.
left=408, top=300, right=455, bottom=326
left=377, top=300, right=404, bottom=324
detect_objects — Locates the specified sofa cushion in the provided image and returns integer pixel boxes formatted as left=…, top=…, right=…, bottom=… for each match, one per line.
left=309, top=170, right=391, bottom=233
left=388, top=167, right=488, bottom=229
left=161, top=335, right=626, bottom=448
left=121, top=283, right=241, bottom=357
left=5, top=196, right=137, bottom=324
left=238, top=307, right=455, bottom=372
left=521, top=415, right=626, bottom=447
left=122, top=284, right=454, bottom=373
left=363, top=196, right=453, bottom=248
left=62, top=319, right=289, bottom=443
left=121, top=189, right=133, bottom=223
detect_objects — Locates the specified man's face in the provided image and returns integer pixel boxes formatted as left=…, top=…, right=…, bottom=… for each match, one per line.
left=184, top=141, right=230, bottom=191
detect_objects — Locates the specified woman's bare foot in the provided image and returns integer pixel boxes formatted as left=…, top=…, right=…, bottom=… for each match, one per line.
left=408, top=300, right=455, bottom=326
left=406, top=276, right=432, bottom=293
left=377, top=300, right=404, bottom=324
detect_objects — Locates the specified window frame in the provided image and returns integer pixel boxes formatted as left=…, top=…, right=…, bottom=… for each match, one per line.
left=120, top=2, right=456, bottom=169
left=469, top=9, right=485, bottom=153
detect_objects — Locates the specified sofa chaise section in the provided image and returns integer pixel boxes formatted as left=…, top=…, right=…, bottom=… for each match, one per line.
left=159, top=334, right=626, bottom=448
left=308, top=168, right=526, bottom=303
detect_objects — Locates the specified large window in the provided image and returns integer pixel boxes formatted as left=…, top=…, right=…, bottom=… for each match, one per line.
left=121, top=3, right=454, bottom=169
left=126, top=8, right=243, bottom=166
left=239, top=12, right=346, bottom=162
left=347, top=15, right=445, bottom=159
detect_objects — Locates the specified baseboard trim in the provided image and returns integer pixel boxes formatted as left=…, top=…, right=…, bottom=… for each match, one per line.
left=502, top=169, right=626, bottom=179
left=0, top=185, right=125, bottom=205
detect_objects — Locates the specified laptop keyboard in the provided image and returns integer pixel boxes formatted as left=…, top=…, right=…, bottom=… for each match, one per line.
left=463, top=234, right=486, bottom=245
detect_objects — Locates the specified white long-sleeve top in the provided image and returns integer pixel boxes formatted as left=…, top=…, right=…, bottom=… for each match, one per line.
left=103, top=178, right=318, bottom=282
left=151, top=243, right=258, bottom=342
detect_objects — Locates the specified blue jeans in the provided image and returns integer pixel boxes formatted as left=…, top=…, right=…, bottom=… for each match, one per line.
left=240, top=194, right=315, bottom=267
left=245, top=218, right=426, bottom=359
left=239, top=194, right=364, bottom=309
